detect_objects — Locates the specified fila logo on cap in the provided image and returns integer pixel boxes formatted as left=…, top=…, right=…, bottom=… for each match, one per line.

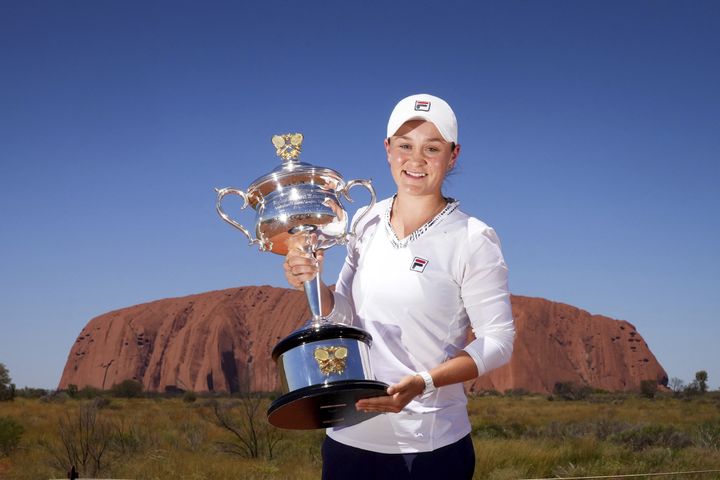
left=410, top=257, right=428, bottom=273
left=414, top=100, right=431, bottom=112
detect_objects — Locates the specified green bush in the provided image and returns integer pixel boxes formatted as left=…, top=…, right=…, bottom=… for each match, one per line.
left=0, top=416, right=24, bottom=456
left=66, top=384, right=79, bottom=398
left=553, top=381, right=592, bottom=401
left=640, top=380, right=658, bottom=399
left=110, top=379, right=143, bottom=398
left=504, top=388, right=531, bottom=397
left=79, top=385, right=104, bottom=399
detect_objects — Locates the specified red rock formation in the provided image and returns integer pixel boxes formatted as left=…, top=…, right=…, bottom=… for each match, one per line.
left=59, top=287, right=667, bottom=394
left=466, top=295, right=667, bottom=393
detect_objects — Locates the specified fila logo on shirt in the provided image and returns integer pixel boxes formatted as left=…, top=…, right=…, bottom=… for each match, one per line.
left=410, top=257, right=429, bottom=273
left=414, top=100, right=431, bottom=112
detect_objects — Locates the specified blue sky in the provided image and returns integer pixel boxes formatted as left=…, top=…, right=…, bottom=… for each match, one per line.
left=1, top=1, right=718, bottom=390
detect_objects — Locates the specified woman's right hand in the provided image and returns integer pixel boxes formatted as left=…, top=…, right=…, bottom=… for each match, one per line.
left=284, top=234, right=335, bottom=316
left=283, top=239, right=325, bottom=290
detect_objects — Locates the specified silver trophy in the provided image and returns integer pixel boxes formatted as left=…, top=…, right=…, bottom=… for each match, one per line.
left=215, top=133, right=388, bottom=429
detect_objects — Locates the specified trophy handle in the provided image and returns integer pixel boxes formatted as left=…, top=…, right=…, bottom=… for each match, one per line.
left=341, top=179, right=377, bottom=239
left=215, top=187, right=263, bottom=249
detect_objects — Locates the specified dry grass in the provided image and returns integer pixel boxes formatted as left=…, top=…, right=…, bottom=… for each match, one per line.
left=0, top=393, right=719, bottom=479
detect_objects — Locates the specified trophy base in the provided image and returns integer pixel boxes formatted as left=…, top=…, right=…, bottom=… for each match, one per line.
left=267, top=379, right=388, bottom=430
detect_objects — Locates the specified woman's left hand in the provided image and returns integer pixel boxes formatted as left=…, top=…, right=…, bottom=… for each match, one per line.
left=355, top=374, right=425, bottom=413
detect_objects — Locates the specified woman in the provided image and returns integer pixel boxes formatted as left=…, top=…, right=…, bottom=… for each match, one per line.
left=284, top=94, right=515, bottom=479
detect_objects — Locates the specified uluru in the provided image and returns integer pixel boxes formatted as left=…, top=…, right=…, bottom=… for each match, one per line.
left=59, top=286, right=668, bottom=394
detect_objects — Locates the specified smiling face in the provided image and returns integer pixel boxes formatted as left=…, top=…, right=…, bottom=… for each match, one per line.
left=385, top=120, right=460, bottom=199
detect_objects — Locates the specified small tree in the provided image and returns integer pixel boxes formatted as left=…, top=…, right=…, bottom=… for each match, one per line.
left=208, top=396, right=283, bottom=460
left=55, top=402, right=112, bottom=476
left=211, top=398, right=262, bottom=458
left=669, top=377, right=684, bottom=393
left=695, top=370, right=708, bottom=394
left=0, top=363, right=16, bottom=402
left=684, top=380, right=700, bottom=395
left=202, top=370, right=283, bottom=460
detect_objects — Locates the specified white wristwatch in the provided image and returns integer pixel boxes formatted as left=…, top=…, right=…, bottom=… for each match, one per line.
left=416, top=371, right=436, bottom=398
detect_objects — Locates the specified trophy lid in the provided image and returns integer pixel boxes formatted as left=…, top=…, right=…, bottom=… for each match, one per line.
left=246, top=133, right=345, bottom=207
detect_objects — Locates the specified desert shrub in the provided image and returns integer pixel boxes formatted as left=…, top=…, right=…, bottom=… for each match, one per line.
left=611, top=424, right=693, bottom=451
left=14, top=387, right=49, bottom=398
left=179, top=420, right=207, bottom=451
left=504, top=388, right=531, bottom=397
left=39, top=391, right=70, bottom=403
left=477, top=389, right=501, bottom=397
left=114, top=418, right=161, bottom=456
left=539, top=420, right=631, bottom=441
left=92, top=396, right=112, bottom=409
left=78, top=386, right=104, bottom=399
left=590, top=419, right=634, bottom=441
left=110, top=379, right=143, bottom=398
left=695, top=420, right=720, bottom=449
left=540, top=421, right=583, bottom=440
left=586, top=392, right=628, bottom=404
left=0, top=416, right=24, bottom=456
left=65, top=384, right=79, bottom=398
left=183, top=391, right=197, bottom=403
left=640, top=380, right=658, bottom=399
left=473, top=422, right=527, bottom=439
left=111, top=421, right=142, bottom=455
left=553, top=381, right=592, bottom=401
left=684, top=380, right=702, bottom=396
left=473, top=423, right=508, bottom=439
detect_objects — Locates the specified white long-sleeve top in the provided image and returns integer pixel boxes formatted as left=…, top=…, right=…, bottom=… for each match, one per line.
left=326, top=197, right=515, bottom=453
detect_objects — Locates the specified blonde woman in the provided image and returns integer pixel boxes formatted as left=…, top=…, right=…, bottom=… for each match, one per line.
left=284, top=94, right=515, bottom=479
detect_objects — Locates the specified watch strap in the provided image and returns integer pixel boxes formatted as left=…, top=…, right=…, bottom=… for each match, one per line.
left=417, top=371, right=436, bottom=398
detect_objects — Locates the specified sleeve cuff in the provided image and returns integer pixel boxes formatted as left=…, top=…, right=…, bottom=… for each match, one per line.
left=463, top=343, right=489, bottom=377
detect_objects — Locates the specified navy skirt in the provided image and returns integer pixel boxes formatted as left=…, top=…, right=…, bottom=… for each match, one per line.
left=322, top=434, right=475, bottom=480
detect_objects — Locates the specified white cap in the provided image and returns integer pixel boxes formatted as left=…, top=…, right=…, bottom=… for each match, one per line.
left=386, top=93, right=458, bottom=143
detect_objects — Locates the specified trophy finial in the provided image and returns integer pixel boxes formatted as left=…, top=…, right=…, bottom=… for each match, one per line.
left=272, top=133, right=304, bottom=161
